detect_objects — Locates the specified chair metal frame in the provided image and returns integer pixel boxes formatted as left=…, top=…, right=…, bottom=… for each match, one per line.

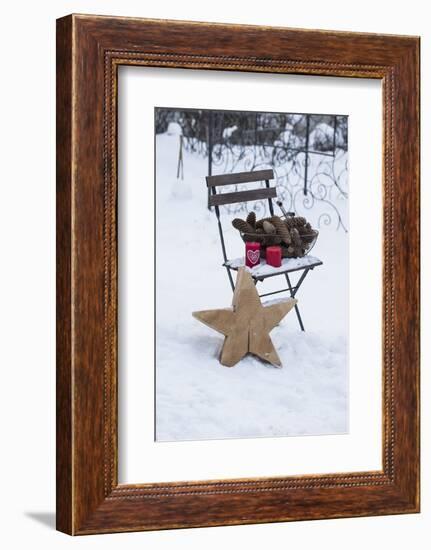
left=206, top=169, right=323, bottom=331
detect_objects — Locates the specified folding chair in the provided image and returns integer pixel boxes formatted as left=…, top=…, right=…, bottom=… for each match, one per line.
left=206, top=169, right=323, bottom=331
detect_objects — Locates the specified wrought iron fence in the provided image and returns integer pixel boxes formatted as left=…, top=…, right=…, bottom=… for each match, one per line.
left=155, top=108, right=348, bottom=231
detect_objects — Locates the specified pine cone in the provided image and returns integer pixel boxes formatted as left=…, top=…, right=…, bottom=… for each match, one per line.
left=246, top=211, right=256, bottom=229
left=284, top=245, right=297, bottom=258
left=302, top=229, right=318, bottom=245
left=290, top=227, right=305, bottom=257
left=232, top=218, right=254, bottom=235
left=269, top=236, right=282, bottom=246
left=290, top=227, right=302, bottom=247
left=270, top=215, right=292, bottom=245
left=262, top=220, right=276, bottom=234
left=255, top=217, right=272, bottom=229
left=285, top=216, right=307, bottom=229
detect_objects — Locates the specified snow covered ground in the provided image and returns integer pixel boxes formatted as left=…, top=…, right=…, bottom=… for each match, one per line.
left=155, top=132, right=349, bottom=441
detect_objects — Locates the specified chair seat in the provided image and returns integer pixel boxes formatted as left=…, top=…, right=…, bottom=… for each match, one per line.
left=225, top=254, right=323, bottom=279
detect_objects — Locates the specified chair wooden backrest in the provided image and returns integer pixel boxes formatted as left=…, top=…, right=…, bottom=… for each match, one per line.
left=205, top=169, right=277, bottom=263
left=206, top=169, right=276, bottom=210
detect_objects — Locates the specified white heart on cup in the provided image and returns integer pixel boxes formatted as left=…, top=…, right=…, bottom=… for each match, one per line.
left=247, top=249, right=260, bottom=265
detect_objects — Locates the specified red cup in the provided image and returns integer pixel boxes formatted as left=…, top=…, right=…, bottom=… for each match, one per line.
left=245, top=241, right=260, bottom=268
left=266, top=245, right=282, bottom=267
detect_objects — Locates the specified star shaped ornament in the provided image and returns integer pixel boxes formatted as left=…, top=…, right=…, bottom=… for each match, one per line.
left=193, top=267, right=297, bottom=368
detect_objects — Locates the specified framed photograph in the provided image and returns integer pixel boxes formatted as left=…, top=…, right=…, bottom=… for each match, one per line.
left=56, top=14, right=420, bottom=535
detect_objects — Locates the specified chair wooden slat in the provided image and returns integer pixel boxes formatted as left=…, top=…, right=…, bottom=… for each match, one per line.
left=206, top=169, right=274, bottom=187
left=208, top=187, right=277, bottom=207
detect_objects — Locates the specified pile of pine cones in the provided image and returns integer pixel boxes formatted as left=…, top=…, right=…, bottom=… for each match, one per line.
left=232, top=212, right=318, bottom=258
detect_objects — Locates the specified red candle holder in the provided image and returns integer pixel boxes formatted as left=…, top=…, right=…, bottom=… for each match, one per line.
left=245, top=241, right=260, bottom=268
left=266, top=245, right=282, bottom=267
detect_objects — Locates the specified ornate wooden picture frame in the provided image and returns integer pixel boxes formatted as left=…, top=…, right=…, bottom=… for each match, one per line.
left=56, top=14, right=420, bottom=535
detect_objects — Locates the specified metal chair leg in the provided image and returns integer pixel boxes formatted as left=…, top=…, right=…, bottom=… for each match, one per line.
left=225, top=266, right=235, bottom=292
left=285, top=271, right=309, bottom=331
